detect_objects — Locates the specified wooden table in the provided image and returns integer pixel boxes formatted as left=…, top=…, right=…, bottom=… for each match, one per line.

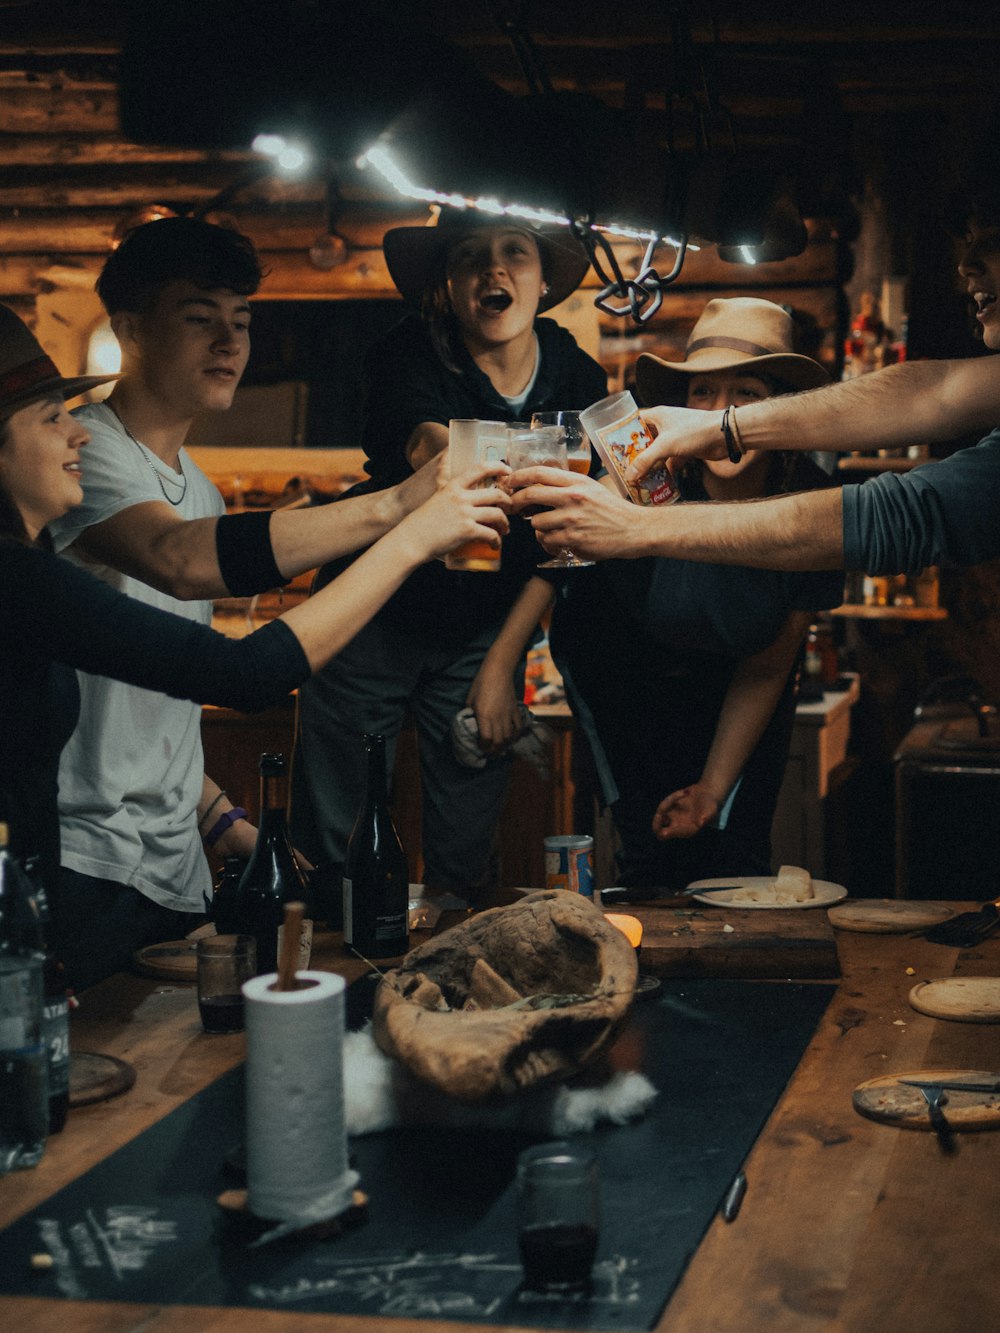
left=3, top=912, right=1000, bottom=1332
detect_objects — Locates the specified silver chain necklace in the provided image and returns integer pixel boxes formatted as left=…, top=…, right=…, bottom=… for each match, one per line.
left=106, top=403, right=188, bottom=507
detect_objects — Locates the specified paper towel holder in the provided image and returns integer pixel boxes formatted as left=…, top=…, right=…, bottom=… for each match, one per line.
left=216, top=1185, right=369, bottom=1239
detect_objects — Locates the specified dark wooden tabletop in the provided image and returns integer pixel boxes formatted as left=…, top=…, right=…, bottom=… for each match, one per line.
left=2, top=909, right=999, bottom=1333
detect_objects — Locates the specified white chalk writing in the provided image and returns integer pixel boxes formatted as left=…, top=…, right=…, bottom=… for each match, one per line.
left=248, top=1250, right=642, bottom=1316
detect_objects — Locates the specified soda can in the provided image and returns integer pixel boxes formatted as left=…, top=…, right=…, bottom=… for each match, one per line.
left=544, top=836, right=595, bottom=898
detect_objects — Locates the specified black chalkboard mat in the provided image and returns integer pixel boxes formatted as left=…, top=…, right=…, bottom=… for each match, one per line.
left=0, top=979, right=834, bottom=1330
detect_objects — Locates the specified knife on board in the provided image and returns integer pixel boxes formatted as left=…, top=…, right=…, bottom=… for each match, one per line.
left=899, top=1076, right=1000, bottom=1094
left=923, top=896, right=1000, bottom=946
left=601, top=886, right=691, bottom=905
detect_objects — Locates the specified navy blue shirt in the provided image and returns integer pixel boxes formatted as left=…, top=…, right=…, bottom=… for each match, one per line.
left=551, top=457, right=843, bottom=853
left=843, top=427, right=1000, bottom=572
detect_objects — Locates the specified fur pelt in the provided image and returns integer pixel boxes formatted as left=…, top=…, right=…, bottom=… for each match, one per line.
left=344, top=1023, right=657, bottom=1136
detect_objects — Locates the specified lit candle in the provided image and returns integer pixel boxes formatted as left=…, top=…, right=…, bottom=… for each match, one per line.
left=604, top=913, right=643, bottom=950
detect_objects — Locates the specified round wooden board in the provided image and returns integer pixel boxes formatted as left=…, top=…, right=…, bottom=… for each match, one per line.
left=909, top=977, right=1000, bottom=1022
left=132, top=938, right=199, bottom=982
left=827, top=899, right=953, bottom=934
left=854, top=1070, right=1000, bottom=1130
left=69, top=1052, right=137, bottom=1107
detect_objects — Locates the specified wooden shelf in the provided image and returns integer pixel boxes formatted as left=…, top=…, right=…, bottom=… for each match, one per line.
left=831, top=604, right=948, bottom=621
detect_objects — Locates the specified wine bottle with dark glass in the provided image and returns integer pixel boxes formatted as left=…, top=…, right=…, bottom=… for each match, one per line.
left=343, top=733, right=410, bottom=960
left=234, top=754, right=311, bottom=977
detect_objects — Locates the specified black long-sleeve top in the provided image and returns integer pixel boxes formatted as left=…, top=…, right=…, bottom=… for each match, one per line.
left=0, top=537, right=309, bottom=896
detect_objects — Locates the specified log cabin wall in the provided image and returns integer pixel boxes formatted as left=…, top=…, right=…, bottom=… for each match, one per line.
left=0, top=19, right=852, bottom=404
left=3, top=5, right=999, bottom=389
left=4, top=6, right=1000, bottom=898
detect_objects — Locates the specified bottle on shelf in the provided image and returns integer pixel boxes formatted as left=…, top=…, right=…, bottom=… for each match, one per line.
left=343, top=733, right=410, bottom=961
left=913, top=566, right=940, bottom=609
left=842, top=292, right=884, bottom=381
left=234, top=754, right=312, bottom=977
left=805, top=618, right=840, bottom=689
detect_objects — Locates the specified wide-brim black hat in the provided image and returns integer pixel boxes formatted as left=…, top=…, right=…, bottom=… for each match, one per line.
left=383, top=209, right=590, bottom=312
left=0, top=303, right=119, bottom=419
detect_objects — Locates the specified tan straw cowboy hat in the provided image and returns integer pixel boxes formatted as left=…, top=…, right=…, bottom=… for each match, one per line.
left=0, top=303, right=119, bottom=419
left=635, top=297, right=829, bottom=406
left=383, top=208, right=590, bottom=313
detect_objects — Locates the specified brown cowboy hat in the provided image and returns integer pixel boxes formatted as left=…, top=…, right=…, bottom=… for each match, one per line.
left=383, top=208, right=590, bottom=313
left=635, top=297, right=829, bottom=406
left=0, top=303, right=120, bottom=419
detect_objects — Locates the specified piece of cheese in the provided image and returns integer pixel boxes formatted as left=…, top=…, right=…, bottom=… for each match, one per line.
left=725, top=866, right=814, bottom=905
left=775, top=864, right=813, bottom=902
left=729, top=885, right=774, bottom=903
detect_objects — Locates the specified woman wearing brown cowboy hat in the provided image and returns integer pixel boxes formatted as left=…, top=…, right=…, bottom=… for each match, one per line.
left=547, top=297, right=843, bottom=890
left=291, top=210, right=606, bottom=908
left=0, top=303, right=508, bottom=988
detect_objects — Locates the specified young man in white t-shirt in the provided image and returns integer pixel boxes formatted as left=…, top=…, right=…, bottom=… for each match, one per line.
left=48, top=218, right=443, bottom=989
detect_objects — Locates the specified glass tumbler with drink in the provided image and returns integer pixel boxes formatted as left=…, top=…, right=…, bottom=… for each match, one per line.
left=579, top=390, right=678, bottom=507
left=516, top=1141, right=600, bottom=1294
left=528, top=411, right=595, bottom=568
left=444, top=419, right=508, bottom=572
left=507, top=424, right=586, bottom=570
left=197, top=934, right=256, bottom=1033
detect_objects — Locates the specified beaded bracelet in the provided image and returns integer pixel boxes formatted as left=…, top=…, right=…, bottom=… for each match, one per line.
left=204, top=806, right=248, bottom=849
left=720, top=406, right=744, bottom=464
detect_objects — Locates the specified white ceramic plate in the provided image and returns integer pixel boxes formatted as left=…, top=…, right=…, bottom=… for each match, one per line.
left=686, top=877, right=848, bottom=909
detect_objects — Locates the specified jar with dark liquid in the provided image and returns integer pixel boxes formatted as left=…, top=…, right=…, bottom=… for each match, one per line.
left=516, top=1142, right=600, bottom=1293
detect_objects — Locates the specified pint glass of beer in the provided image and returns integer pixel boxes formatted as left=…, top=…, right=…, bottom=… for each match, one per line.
left=445, top=419, right=507, bottom=572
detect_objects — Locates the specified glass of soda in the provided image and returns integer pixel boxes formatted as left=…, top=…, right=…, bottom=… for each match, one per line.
left=197, top=935, right=256, bottom=1033
left=516, top=1141, right=600, bottom=1294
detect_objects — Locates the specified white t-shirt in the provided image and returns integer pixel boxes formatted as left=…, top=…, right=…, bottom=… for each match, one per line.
left=49, top=402, right=225, bottom=912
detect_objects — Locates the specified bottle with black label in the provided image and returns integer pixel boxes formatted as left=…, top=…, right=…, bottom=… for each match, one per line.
left=235, top=754, right=311, bottom=977
left=343, top=734, right=409, bottom=960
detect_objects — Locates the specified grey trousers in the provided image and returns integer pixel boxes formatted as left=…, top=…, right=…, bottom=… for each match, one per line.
left=290, top=614, right=519, bottom=900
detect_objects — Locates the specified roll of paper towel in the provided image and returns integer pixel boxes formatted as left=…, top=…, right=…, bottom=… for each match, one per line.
left=243, top=970, right=359, bottom=1228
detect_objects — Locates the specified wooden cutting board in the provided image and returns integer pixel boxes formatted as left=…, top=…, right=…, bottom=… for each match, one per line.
left=628, top=905, right=840, bottom=979
left=132, top=938, right=199, bottom=982
left=69, top=1052, right=137, bottom=1107
left=909, top=977, right=1000, bottom=1022
left=854, top=1070, right=1000, bottom=1130
left=827, top=899, right=953, bottom=934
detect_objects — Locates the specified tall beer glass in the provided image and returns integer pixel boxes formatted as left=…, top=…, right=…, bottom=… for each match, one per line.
left=444, top=419, right=507, bottom=572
